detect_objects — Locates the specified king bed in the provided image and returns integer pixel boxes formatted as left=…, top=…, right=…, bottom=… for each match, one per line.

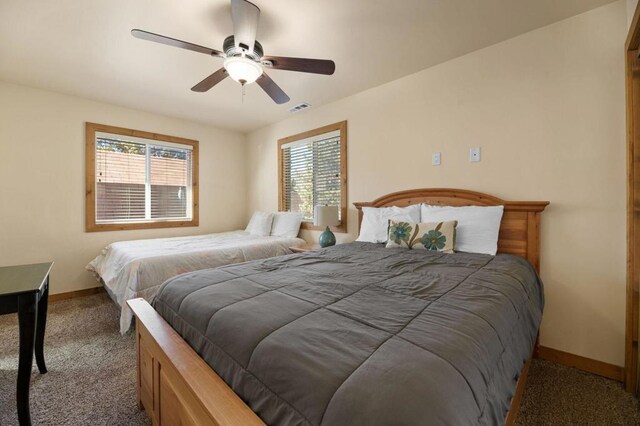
left=127, top=188, right=549, bottom=426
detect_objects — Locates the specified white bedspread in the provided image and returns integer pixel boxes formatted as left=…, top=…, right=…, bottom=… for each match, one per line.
left=86, top=231, right=305, bottom=333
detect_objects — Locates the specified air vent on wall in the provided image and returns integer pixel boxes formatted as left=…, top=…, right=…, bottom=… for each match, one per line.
left=288, top=102, right=312, bottom=113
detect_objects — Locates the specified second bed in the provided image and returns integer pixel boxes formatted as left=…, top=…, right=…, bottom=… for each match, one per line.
left=87, top=230, right=304, bottom=333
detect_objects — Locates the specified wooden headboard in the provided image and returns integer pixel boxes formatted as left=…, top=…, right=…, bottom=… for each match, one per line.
left=353, top=188, right=549, bottom=272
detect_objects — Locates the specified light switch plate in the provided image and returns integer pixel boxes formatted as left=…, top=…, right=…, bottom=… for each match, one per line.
left=432, top=152, right=441, bottom=166
left=469, top=147, right=481, bottom=162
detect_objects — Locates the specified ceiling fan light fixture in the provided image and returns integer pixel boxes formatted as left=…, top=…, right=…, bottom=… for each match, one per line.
left=223, top=56, right=263, bottom=85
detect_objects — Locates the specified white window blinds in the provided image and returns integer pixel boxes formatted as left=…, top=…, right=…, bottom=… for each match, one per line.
left=281, top=131, right=342, bottom=222
left=95, top=134, right=193, bottom=224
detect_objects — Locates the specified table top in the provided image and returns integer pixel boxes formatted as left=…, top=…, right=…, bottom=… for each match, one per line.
left=0, top=262, right=53, bottom=296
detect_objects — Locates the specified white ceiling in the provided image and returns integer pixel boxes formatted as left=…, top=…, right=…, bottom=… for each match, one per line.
left=0, top=0, right=617, bottom=133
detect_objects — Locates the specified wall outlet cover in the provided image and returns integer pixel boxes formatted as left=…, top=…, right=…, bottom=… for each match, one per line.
left=469, top=147, right=481, bottom=162
left=432, top=152, right=441, bottom=166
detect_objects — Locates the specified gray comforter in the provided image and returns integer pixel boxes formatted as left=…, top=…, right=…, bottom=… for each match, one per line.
left=154, top=242, right=543, bottom=426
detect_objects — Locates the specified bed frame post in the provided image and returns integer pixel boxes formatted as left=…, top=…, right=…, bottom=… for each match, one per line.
left=527, top=211, right=542, bottom=273
left=135, top=324, right=143, bottom=411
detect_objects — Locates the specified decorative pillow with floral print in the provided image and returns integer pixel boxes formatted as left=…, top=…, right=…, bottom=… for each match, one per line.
left=386, top=220, right=457, bottom=253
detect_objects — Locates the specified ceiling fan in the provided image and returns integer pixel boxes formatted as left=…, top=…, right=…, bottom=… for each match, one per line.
left=131, top=0, right=335, bottom=104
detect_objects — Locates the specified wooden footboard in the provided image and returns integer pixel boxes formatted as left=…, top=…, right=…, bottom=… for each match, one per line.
left=127, top=298, right=264, bottom=426
left=127, top=297, right=532, bottom=426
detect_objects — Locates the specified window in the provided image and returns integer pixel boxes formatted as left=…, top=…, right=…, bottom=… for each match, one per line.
left=278, top=121, right=347, bottom=233
left=85, top=123, right=198, bottom=232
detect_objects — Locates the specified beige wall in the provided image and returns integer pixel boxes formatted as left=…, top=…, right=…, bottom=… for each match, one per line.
left=0, top=81, right=247, bottom=295
left=246, top=1, right=627, bottom=366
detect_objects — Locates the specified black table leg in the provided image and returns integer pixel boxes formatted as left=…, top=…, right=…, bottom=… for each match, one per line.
left=17, top=292, right=37, bottom=426
left=35, top=279, right=48, bottom=374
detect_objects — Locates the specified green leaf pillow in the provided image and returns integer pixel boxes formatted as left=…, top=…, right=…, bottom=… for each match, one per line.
left=386, top=220, right=457, bottom=253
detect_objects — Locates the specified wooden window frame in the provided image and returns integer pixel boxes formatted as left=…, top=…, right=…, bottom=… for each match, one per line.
left=85, top=122, right=199, bottom=232
left=278, top=121, right=348, bottom=234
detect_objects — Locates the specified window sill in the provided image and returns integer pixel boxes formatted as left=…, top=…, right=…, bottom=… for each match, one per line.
left=301, top=222, right=347, bottom=234
left=86, top=219, right=199, bottom=232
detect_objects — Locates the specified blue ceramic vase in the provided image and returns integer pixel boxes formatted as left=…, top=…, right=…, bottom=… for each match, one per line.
left=319, top=226, right=336, bottom=247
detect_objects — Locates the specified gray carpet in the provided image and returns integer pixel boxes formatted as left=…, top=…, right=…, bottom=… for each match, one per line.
left=0, top=294, right=149, bottom=426
left=0, top=293, right=638, bottom=425
left=516, top=360, right=640, bottom=425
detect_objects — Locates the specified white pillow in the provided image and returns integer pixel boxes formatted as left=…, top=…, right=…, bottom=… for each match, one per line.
left=245, top=211, right=275, bottom=236
left=420, top=204, right=504, bottom=255
left=356, top=205, right=421, bottom=244
left=271, top=212, right=304, bottom=238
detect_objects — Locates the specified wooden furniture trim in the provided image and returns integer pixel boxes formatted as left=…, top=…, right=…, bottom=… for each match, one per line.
left=277, top=121, right=348, bottom=233
left=504, top=353, right=532, bottom=426
left=536, top=345, right=624, bottom=382
left=354, top=188, right=549, bottom=273
left=49, top=286, right=105, bottom=303
left=289, top=243, right=321, bottom=253
left=127, top=298, right=264, bottom=426
left=626, top=1, right=640, bottom=394
left=85, top=122, right=200, bottom=232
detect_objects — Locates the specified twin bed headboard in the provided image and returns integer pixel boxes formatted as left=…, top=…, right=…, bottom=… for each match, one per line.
left=353, top=188, right=549, bottom=272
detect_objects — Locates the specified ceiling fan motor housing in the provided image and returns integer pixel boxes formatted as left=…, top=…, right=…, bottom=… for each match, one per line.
left=223, top=35, right=263, bottom=61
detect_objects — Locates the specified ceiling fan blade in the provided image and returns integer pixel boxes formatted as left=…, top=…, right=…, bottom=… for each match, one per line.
left=131, top=29, right=225, bottom=58
left=261, top=56, right=335, bottom=75
left=191, top=68, right=229, bottom=92
left=256, top=72, right=290, bottom=104
left=231, top=0, right=260, bottom=54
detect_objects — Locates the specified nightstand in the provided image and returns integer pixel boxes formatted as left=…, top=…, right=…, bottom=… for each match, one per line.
left=289, top=243, right=321, bottom=253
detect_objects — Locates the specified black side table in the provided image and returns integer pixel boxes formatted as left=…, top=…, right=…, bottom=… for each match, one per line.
left=0, top=262, right=53, bottom=426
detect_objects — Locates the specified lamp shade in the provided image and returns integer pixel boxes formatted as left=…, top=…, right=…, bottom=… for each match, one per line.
left=314, top=205, right=339, bottom=227
left=223, top=56, right=263, bottom=84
